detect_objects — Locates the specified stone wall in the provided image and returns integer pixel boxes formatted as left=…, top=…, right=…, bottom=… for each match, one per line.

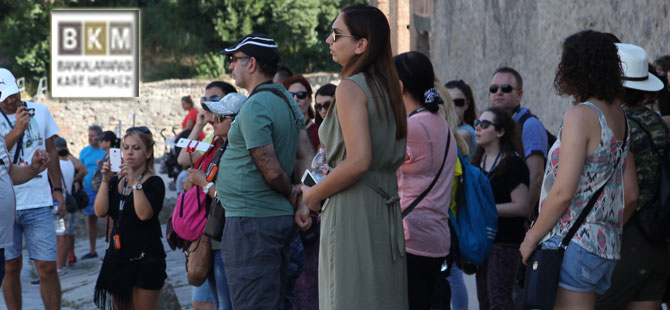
left=430, top=0, right=670, bottom=132
left=33, top=73, right=338, bottom=158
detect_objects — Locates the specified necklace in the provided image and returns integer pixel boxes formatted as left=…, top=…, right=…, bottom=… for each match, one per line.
left=482, top=151, right=502, bottom=177
left=119, top=171, right=146, bottom=211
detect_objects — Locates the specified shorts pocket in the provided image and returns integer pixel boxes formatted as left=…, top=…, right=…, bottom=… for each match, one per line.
left=577, top=247, right=607, bottom=286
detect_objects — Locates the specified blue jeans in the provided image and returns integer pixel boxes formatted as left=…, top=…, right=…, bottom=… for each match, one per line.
left=447, top=264, right=468, bottom=310
left=210, top=249, right=232, bottom=310
left=5, top=207, right=57, bottom=261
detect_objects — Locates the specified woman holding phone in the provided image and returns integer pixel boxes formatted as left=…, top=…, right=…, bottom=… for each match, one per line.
left=93, top=127, right=166, bottom=310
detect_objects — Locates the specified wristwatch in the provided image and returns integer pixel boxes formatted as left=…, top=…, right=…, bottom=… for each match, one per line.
left=131, top=183, right=143, bottom=190
left=203, top=182, right=215, bottom=195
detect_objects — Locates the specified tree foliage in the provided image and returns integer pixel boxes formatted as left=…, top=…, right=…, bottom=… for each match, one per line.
left=0, top=0, right=364, bottom=88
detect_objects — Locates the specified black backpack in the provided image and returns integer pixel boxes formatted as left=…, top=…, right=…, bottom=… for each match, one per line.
left=518, top=111, right=557, bottom=154
left=628, top=118, right=670, bottom=245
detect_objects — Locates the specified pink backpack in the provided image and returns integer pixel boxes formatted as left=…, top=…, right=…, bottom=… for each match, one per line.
left=171, top=186, right=207, bottom=241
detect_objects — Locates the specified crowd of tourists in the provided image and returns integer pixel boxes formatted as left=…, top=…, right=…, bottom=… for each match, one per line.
left=1, top=3, right=669, bottom=310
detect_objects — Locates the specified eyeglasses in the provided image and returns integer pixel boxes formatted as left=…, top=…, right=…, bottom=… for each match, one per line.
left=452, top=98, right=466, bottom=107
left=227, top=55, right=250, bottom=64
left=214, top=115, right=236, bottom=123
left=474, top=120, right=497, bottom=130
left=489, top=84, right=517, bottom=94
left=290, top=91, right=308, bottom=100
left=126, top=126, right=151, bottom=134
left=330, top=31, right=359, bottom=43
left=201, top=95, right=221, bottom=103
left=315, top=101, right=331, bottom=111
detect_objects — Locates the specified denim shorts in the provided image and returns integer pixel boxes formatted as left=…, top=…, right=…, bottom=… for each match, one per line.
left=5, top=207, right=57, bottom=261
left=542, top=236, right=617, bottom=294
left=82, top=188, right=97, bottom=216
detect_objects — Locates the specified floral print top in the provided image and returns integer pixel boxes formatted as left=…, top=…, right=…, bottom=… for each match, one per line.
left=540, top=102, right=629, bottom=259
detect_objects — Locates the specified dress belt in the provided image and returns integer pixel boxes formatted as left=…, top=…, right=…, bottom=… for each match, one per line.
left=362, top=179, right=405, bottom=262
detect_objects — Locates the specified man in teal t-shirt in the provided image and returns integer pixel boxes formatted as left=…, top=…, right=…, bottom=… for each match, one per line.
left=216, top=33, right=313, bottom=309
left=78, top=125, right=106, bottom=260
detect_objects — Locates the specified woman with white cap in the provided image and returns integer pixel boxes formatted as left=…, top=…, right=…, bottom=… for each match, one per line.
left=519, top=30, right=630, bottom=309
left=595, top=44, right=670, bottom=310
left=185, top=92, right=246, bottom=310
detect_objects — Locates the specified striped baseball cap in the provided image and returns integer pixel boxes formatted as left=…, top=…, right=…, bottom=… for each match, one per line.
left=220, top=33, right=280, bottom=65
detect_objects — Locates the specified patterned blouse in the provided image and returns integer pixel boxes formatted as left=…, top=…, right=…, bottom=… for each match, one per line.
left=540, top=102, right=629, bottom=259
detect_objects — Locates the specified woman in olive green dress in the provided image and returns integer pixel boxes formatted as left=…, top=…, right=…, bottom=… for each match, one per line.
left=301, top=4, right=409, bottom=310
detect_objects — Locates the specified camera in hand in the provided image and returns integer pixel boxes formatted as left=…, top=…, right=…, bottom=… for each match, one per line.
left=26, top=108, right=35, bottom=117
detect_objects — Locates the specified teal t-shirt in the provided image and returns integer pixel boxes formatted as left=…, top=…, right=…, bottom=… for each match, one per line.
left=79, top=145, right=106, bottom=191
left=216, top=83, right=305, bottom=217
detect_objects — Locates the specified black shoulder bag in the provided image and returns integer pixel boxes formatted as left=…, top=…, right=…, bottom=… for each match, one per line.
left=402, top=127, right=451, bottom=218
left=524, top=118, right=627, bottom=310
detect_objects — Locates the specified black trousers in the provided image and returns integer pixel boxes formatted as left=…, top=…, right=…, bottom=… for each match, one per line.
left=407, top=252, right=445, bottom=310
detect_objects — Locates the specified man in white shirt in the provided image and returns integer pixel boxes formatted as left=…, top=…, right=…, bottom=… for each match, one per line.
left=0, top=136, right=49, bottom=287
left=0, top=68, right=64, bottom=310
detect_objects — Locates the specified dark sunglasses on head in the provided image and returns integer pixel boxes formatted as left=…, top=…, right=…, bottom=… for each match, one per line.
left=126, top=126, right=151, bottom=134
left=452, top=98, right=466, bottom=107
left=290, top=91, right=308, bottom=100
left=315, top=101, right=331, bottom=111
left=474, top=119, right=497, bottom=130
left=489, top=84, right=516, bottom=94
left=201, top=95, right=221, bottom=103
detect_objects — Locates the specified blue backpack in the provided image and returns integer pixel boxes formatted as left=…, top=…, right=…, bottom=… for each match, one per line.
left=448, top=150, right=498, bottom=265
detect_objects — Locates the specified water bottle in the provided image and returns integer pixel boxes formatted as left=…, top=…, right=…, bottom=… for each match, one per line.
left=53, top=202, right=65, bottom=235
left=311, top=148, right=329, bottom=183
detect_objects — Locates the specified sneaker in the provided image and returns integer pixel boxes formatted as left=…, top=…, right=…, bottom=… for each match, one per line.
left=68, top=253, right=76, bottom=266
left=81, top=252, right=98, bottom=260
left=30, top=279, right=40, bottom=286
left=57, top=268, right=66, bottom=275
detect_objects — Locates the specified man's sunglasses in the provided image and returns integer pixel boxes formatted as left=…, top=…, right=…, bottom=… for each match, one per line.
left=452, top=98, right=466, bottom=107
left=474, top=119, right=497, bottom=130
left=489, top=84, right=516, bottom=94
left=126, top=126, right=151, bottom=134
left=227, top=55, right=250, bottom=63
left=201, top=95, right=221, bottom=103
left=290, top=91, right=308, bottom=100
left=330, top=31, right=359, bottom=43
left=315, top=101, right=331, bottom=111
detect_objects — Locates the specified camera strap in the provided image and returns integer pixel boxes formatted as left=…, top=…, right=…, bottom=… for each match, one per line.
left=0, top=106, right=25, bottom=164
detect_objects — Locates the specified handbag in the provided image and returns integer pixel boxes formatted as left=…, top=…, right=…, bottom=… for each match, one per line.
left=203, top=196, right=225, bottom=242
left=524, top=119, right=627, bottom=310
left=185, top=234, right=212, bottom=286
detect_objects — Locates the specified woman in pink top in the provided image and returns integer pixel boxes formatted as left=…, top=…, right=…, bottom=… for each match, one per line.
left=394, top=51, right=458, bottom=309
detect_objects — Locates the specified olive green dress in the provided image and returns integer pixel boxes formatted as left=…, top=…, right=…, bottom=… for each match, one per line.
left=318, top=72, right=408, bottom=309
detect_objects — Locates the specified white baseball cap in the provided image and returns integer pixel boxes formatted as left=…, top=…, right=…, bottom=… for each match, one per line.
left=202, top=93, right=247, bottom=116
left=0, top=68, right=20, bottom=103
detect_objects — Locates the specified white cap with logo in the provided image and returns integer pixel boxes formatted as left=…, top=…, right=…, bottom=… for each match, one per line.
left=0, top=68, right=20, bottom=103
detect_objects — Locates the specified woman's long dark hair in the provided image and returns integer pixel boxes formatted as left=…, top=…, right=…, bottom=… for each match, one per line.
left=394, top=51, right=441, bottom=113
left=337, top=4, right=406, bottom=140
left=445, top=80, right=477, bottom=127
left=471, top=107, right=523, bottom=174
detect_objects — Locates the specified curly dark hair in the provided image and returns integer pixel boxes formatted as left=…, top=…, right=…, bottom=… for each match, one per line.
left=554, top=30, right=623, bottom=104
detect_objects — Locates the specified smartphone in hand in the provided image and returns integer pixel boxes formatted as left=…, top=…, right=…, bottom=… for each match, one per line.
left=301, top=170, right=318, bottom=187
left=110, top=148, right=122, bottom=172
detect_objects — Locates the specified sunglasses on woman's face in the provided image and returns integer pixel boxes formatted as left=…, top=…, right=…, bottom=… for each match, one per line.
left=290, top=91, right=308, bottom=100
left=489, top=84, right=516, bottom=94
left=201, top=95, right=221, bottom=103
left=315, top=101, right=331, bottom=111
left=474, top=119, right=497, bottom=130
left=452, top=98, right=466, bottom=107
left=214, top=115, right=236, bottom=123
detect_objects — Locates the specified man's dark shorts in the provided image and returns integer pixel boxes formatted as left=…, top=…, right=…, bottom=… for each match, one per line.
left=221, top=215, right=296, bottom=310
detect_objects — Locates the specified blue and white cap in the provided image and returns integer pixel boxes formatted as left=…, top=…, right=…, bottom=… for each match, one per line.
left=219, top=33, right=280, bottom=64
left=202, top=93, right=247, bottom=116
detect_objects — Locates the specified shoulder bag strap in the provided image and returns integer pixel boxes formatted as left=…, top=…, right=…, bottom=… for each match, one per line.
left=254, top=88, right=299, bottom=128
left=402, top=127, right=452, bottom=218
left=559, top=114, right=628, bottom=249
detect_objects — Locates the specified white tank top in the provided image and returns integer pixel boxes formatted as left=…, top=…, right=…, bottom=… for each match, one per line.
left=59, top=159, right=75, bottom=195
